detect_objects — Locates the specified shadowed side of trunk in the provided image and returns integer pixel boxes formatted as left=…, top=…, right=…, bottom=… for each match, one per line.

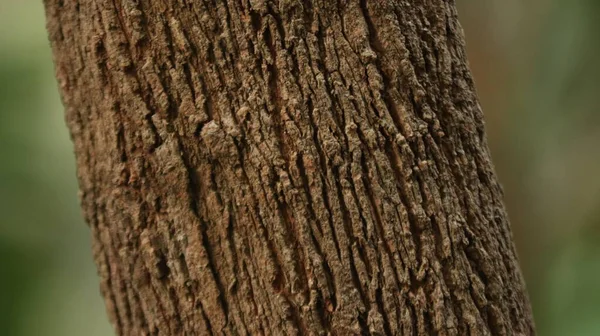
left=45, top=0, right=534, bottom=334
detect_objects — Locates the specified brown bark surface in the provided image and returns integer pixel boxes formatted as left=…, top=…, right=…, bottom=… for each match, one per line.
left=45, top=0, right=534, bottom=335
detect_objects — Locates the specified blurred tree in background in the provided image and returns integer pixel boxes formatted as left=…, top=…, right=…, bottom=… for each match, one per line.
left=0, top=1, right=597, bottom=335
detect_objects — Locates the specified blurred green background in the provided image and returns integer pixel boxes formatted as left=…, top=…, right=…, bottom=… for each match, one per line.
left=0, top=1, right=598, bottom=335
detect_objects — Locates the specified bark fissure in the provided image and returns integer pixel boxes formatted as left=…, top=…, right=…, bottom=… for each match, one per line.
left=45, top=0, right=534, bottom=335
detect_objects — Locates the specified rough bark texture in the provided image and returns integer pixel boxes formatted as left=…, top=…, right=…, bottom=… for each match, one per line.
left=45, top=0, right=534, bottom=335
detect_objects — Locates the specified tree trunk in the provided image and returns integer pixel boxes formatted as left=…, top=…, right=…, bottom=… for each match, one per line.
left=44, top=0, right=534, bottom=335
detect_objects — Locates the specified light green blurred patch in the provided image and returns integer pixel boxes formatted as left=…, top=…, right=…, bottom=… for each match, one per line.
left=0, top=1, right=112, bottom=336
left=459, top=0, right=600, bottom=332
left=541, top=228, right=600, bottom=336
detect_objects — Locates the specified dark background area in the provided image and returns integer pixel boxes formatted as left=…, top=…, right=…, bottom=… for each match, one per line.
left=1, top=1, right=598, bottom=334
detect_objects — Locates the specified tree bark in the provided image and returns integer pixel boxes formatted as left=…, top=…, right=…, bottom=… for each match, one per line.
left=45, top=0, right=534, bottom=335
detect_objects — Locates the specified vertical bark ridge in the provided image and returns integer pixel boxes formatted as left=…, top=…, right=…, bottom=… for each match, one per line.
left=45, top=0, right=535, bottom=334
